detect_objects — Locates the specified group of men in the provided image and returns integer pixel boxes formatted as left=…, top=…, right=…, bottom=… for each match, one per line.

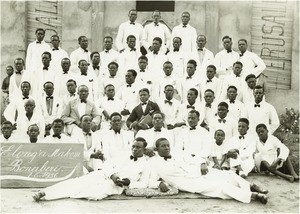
left=1, top=9, right=299, bottom=201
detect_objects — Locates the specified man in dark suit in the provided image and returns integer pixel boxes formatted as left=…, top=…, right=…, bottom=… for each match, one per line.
left=126, top=88, right=160, bottom=131
left=61, top=85, right=101, bottom=135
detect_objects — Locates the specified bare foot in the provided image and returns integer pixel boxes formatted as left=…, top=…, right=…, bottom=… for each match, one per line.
left=32, top=192, right=45, bottom=202
left=256, top=193, right=269, bottom=204
left=286, top=175, right=294, bottom=183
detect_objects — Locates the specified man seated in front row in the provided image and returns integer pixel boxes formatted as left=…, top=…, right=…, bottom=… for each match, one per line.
left=0, top=121, right=17, bottom=143
left=42, top=119, right=73, bottom=143
left=148, top=138, right=269, bottom=204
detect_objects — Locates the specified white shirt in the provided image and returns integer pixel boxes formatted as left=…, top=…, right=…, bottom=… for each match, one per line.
left=146, top=51, right=168, bottom=79
left=75, top=74, right=99, bottom=101
left=136, top=127, right=175, bottom=148
left=8, top=70, right=33, bottom=99
left=53, top=72, right=77, bottom=98
left=157, top=98, right=181, bottom=125
left=171, top=24, right=197, bottom=54
left=99, top=49, right=119, bottom=77
left=77, top=101, right=87, bottom=118
left=240, top=85, right=255, bottom=105
left=141, top=22, right=172, bottom=52
left=49, top=47, right=69, bottom=76
left=25, top=40, right=51, bottom=73
left=221, top=73, right=247, bottom=101
left=0, top=134, right=18, bottom=143
left=223, top=99, right=244, bottom=123
left=95, top=96, right=125, bottom=117
left=156, top=75, right=182, bottom=102
left=167, top=49, right=189, bottom=78
left=180, top=75, right=201, bottom=102
left=214, top=49, right=240, bottom=80
left=199, top=101, right=218, bottom=127
left=42, top=133, right=73, bottom=143
left=117, top=47, right=140, bottom=76
left=190, top=47, right=214, bottom=79
left=210, top=116, right=238, bottom=142
left=239, top=50, right=266, bottom=77
left=242, top=100, right=279, bottom=134
left=98, top=75, right=124, bottom=98
left=39, top=95, right=63, bottom=125
left=177, top=100, right=202, bottom=123
left=116, top=21, right=143, bottom=51
left=210, top=141, right=226, bottom=163
left=62, top=93, right=78, bottom=109
left=200, top=76, right=223, bottom=102
left=69, top=47, right=91, bottom=73
left=35, top=66, right=56, bottom=98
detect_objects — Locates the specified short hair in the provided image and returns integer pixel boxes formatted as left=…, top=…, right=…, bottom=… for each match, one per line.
left=173, top=37, right=182, bottom=43
left=127, top=69, right=137, bottom=77
left=153, top=37, right=162, bottom=45
left=227, top=85, right=237, bottom=92
left=164, top=84, right=174, bottom=90
left=222, top=35, right=232, bottom=41
left=90, top=51, right=100, bottom=60
left=21, top=81, right=31, bottom=88
left=233, top=61, right=243, bottom=67
left=104, top=36, right=113, bottom=41
left=245, top=74, right=256, bottom=81
left=108, top=61, right=119, bottom=68
left=6, top=65, right=13, bottom=70
left=187, top=59, right=197, bottom=67
left=238, top=39, right=248, bottom=44
left=78, top=36, right=87, bottom=43
left=104, top=84, right=115, bottom=90
left=14, top=58, right=25, bottom=65
left=139, top=88, right=150, bottom=95
left=238, top=118, right=249, bottom=126
left=188, top=88, right=199, bottom=97
left=78, top=59, right=87, bottom=66
left=138, top=55, right=148, bottom=61
left=188, top=109, right=200, bottom=118
left=126, top=35, right=136, bottom=41
left=182, top=11, right=190, bottom=16
left=152, top=10, right=161, bottom=15
left=207, top=64, right=216, bottom=71
left=134, top=137, right=148, bottom=148
left=163, top=61, right=173, bottom=66
left=204, top=89, right=215, bottom=95
left=50, top=34, right=59, bottom=40
left=152, top=111, right=165, bottom=120
left=128, top=9, right=137, bottom=14
left=215, top=129, right=225, bottom=136
left=80, top=114, right=92, bottom=122
left=256, top=123, right=267, bottom=131
left=254, top=85, right=264, bottom=91
left=43, top=81, right=54, bottom=88
left=28, top=124, right=39, bottom=130
left=110, top=112, right=122, bottom=120
left=66, top=79, right=76, bottom=85
left=197, top=34, right=207, bottom=40
left=42, top=51, right=51, bottom=59
left=52, top=118, right=64, bottom=126
left=2, top=121, right=13, bottom=127
left=155, top=137, right=168, bottom=148
left=61, top=57, right=70, bottom=62
left=218, top=102, right=229, bottom=109
left=35, top=28, right=45, bottom=34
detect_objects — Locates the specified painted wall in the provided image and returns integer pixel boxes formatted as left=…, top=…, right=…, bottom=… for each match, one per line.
left=1, top=1, right=298, bottom=114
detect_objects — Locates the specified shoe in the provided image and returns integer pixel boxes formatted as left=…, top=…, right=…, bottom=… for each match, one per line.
left=293, top=175, right=299, bottom=181
left=287, top=175, right=294, bottom=183
left=256, top=193, right=268, bottom=204
left=32, top=192, right=44, bottom=202
left=250, top=184, right=269, bottom=194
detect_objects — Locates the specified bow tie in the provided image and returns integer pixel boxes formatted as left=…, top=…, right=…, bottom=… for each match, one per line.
left=105, top=49, right=109, bottom=53
left=173, top=49, right=179, bottom=52
left=239, top=135, right=245, bottom=139
left=240, top=53, right=244, bottom=57
left=206, top=79, right=212, bottom=83
left=23, top=96, right=29, bottom=100
left=254, top=104, right=260, bottom=108
left=46, top=96, right=53, bottom=100
left=63, top=71, right=68, bottom=74
left=141, top=102, right=147, bottom=106
left=130, top=22, right=135, bottom=25
left=205, top=103, right=211, bottom=108
left=154, top=23, right=159, bottom=26
left=198, top=48, right=203, bottom=51
left=84, top=132, right=92, bottom=136
left=36, top=41, right=41, bottom=44
left=43, top=67, right=49, bottom=70
left=52, top=47, right=59, bottom=51
left=127, top=84, right=131, bottom=87
left=164, top=156, right=172, bottom=161
left=186, top=76, right=192, bottom=79
left=190, top=127, right=196, bottom=130
left=229, top=100, right=235, bottom=104
left=70, top=94, right=76, bottom=97
left=187, top=105, right=195, bottom=109
left=114, top=130, right=120, bottom=134
left=93, top=65, right=99, bottom=70
left=183, top=25, right=187, bottom=28
left=81, top=73, right=87, bottom=76
left=235, top=74, right=240, bottom=77
left=83, top=49, right=88, bottom=53
left=15, top=71, right=22, bottom=74
left=130, top=48, right=136, bottom=52
left=140, top=69, right=145, bottom=72
left=80, top=99, right=87, bottom=103
left=130, top=155, right=138, bottom=161
left=108, top=97, right=114, bottom=101
left=218, top=119, right=226, bottom=123
left=227, top=49, right=232, bottom=53
left=154, top=129, right=161, bottom=132
left=153, top=51, right=158, bottom=55
left=165, top=100, right=172, bottom=105
left=53, top=134, right=61, bottom=139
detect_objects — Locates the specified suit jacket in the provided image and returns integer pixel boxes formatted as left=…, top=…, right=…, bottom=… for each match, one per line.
left=126, top=101, right=160, bottom=128
left=39, top=95, right=63, bottom=125
left=61, top=98, right=101, bottom=126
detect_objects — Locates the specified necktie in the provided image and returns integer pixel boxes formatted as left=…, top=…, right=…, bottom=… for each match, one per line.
left=227, top=49, right=232, bottom=53
left=140, top=69, right=145, bottom=72
left=206, top=79, right=212, bottom=83
left=218, top=119, right=226, bottom=123
left=127, top=84, right=131, bottom=87
left=154, top=129, right=161, bottom=132
left=36, top=41, right=41, bottom=44
left=93, top=65, right=99, bottom=70
left=23, top=96, right=29, bottom=100
left=164, top=156, right=172, bottom=161
left=183, top=25, right=187, bottom=28
left=198, top=48, right=203, bottom=51
left=254, top=104, right=260, bottom=108
left=84, top=132, right=92, bottom=136
left=187, top=105, right=195, bottom=109
left=205, top=103, right=211, bottom=108
left=190, top=127, right=196, bottom=130
left=130, top=22, right=135, bottom=25
left=141, top=102, right=147, bottom=106
left=165, top=100, right=172, bottom=105
left=52, top=48, right=59, bottom=51
left=80, top=99, right=87, bottom=103
left=186, top=76, right=191, bottom=79
left=173, top=49, right=179, bottom=52
left=108, top=97, right=114, bottom=101
left=43, top=67, right=49, bottom=70
left=53, top=134, right=61, bottom=139
left=239, top=135, right=245, bottom=139
left=130, top=155, right=138, bottom=161
left=130, top=48, right=136, bottom=51
left=153, top=51, right=158, bottom=55
left=114, top=130, right=120, bottom=134
left=230, top=100, right=235, bottom=104
left=46, top=96, right=53, bottom=100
